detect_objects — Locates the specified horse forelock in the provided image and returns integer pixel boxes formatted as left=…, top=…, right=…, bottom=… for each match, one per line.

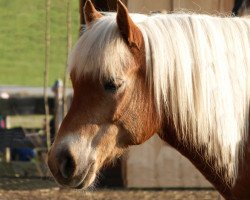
left=68, top=16, right=135, bottom=81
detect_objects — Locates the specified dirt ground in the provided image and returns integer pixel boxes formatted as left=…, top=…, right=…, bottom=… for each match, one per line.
left=0, top=178, right=220, bottom=200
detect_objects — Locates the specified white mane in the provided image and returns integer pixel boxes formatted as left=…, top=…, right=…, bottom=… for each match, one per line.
left=69, top=13, right=250, bottom=184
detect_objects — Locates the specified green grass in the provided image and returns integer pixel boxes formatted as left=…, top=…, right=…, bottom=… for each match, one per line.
left=0, top=0, right=80, bottom=86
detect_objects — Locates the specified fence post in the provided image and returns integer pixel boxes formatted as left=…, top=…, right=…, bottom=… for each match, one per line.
left=44, top=0, right=51, bottom=150
left=52, top=80, right=64, bottom=135
left=3, top=147, right=11, bottom=163
left=62, top=0, right=72, bottom=117
left=79, top=0, right=86, bottom=36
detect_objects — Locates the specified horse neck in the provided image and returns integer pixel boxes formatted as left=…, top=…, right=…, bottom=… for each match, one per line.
left=158, top=122, right=233, bottom=198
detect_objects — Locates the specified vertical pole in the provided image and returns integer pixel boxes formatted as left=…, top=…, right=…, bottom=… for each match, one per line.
left=3, top=147, right=11, bottom=163
left=44, top=0, right=51, bottom=150
left=53, top=80, right=64, bottom=134
left=62, top=0, right=72, bottom=117
left=79, top=0, right=85, bottom=25
left=79, top=0, right=86, bottom=36
left=232, top=0, right=244, bottom=15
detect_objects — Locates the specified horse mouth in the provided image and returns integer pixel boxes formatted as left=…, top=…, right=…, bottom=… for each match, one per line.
left=71, top=162, right=96, bottom=189
left=51, top=161, right=96, bottom=190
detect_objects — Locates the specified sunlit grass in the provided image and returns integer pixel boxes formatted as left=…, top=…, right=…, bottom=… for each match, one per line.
left=0, top=0, right=79, bottom=86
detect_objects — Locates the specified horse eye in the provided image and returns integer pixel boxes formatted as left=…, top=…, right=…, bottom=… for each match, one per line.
left=103, top=78, right=124, bottom=93
left=103, top=80, right=119, bottom=92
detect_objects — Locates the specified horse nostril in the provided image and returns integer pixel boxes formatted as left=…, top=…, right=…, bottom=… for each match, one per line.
left=59, top=151, right=76, bottom=179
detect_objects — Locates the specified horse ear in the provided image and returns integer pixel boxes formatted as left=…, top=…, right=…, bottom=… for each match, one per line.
left=116, top=0, right=142, bottom=49
left=84, top=0, right=102, bottom=26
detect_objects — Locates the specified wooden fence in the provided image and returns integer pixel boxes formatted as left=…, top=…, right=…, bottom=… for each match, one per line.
left=80, top=0, right=234, bottom=15
left=124, top=135, right=212, bottom=188
left=127, top=0, right=234, bottom=14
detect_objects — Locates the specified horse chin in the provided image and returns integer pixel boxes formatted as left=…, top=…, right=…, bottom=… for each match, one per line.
left=72, top=162, right=97, bottom=190
left=73, top=172, right=96, bottom=190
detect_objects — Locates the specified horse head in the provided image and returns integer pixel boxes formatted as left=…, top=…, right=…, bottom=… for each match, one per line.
left=47, top=0, right=159, bottom=189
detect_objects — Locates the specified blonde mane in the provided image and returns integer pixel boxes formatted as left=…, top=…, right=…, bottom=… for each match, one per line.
left=69, top=13, right=250, bottom=184
left=69, top=16, right=134, bottom=80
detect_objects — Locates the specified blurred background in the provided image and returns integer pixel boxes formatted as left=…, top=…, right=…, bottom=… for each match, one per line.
left=0, top=0, right=249, bottom=199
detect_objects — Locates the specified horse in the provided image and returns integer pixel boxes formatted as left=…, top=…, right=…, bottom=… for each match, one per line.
left=47, top=1, right=250, bottom=199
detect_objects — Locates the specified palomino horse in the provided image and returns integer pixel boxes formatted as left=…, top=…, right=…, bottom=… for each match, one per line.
left=48, top=1, right=250, bottom=199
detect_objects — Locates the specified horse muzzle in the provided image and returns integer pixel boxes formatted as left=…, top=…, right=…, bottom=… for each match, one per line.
left=47, top=142, right=97, bottom=189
